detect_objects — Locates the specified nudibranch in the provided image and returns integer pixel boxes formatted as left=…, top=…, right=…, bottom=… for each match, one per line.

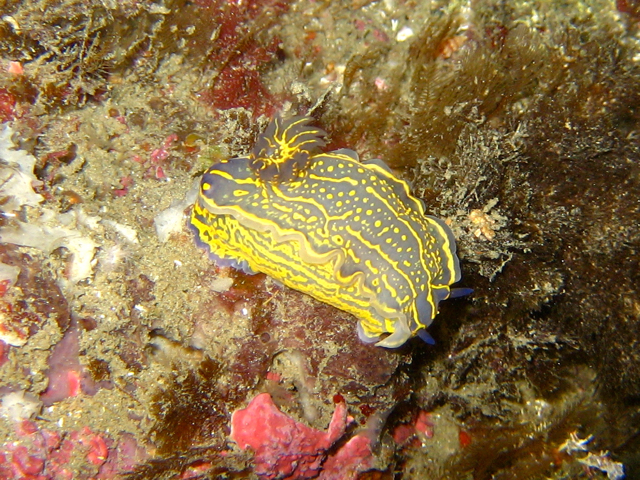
left=189, top=116, right=463, bottom=348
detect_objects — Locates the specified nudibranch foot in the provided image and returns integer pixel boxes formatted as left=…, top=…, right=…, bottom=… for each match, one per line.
left=450, top=287, right=474, bottom=298
left=189, top=115, right=464, bottom=348
left=356, top=318, right=413, bottom=349
left=417, top=329, right=436, bottom=345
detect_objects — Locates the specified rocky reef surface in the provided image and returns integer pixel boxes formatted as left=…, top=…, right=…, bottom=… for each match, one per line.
left=0, top=0, right=638, bottom=478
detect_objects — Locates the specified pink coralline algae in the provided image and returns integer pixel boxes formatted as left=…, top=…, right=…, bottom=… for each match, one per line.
left=0, top=420, right=147, bottom=480
left=318, top=434, right=373, bottom=480
left=392, top=410, right=434, bottom=446
left=40, top=323, right=111, bottom=406
left=230, top=393, right=374, bottom=479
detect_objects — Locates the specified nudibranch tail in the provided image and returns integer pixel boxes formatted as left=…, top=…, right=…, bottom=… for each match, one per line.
left=250, top=116, right=327, bottom=182
left=190, top=115, right=465, bottom=349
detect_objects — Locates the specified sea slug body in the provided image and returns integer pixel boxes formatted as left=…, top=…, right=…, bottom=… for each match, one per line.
left=189, top=116, right=462, bottom=348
